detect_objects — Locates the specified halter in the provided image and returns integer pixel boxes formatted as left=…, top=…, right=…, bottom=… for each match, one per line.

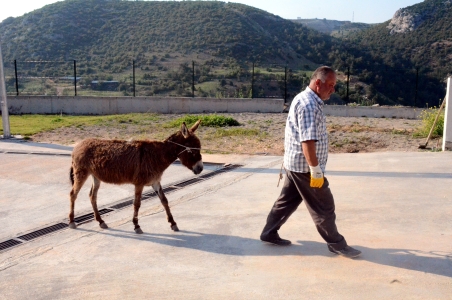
left=167, top=140, right=201, bottom=156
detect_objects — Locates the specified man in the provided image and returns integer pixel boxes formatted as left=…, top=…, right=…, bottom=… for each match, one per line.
left=260, top=66, right=361, bottom=258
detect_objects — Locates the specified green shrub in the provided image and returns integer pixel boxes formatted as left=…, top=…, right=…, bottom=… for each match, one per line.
left=165, top=114, right=240, bottom=128
left=212, top=128, right=263, bottom=137
left=414, top=108, right=444, bottom=138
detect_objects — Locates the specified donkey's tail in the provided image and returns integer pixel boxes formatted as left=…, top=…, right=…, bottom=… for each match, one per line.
left=69, top=166, right=75, bottom=186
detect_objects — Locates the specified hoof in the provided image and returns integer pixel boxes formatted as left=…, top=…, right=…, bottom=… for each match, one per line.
left=171, top=224, right=179, bottom=232
left=68, top=222, right=77, bottom=229
left=99, top=222, right=108, bottom=229
left=135, top=227, right=143, bottom=234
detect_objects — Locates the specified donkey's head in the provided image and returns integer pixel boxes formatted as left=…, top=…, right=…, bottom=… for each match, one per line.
left=168, top=120, right=203, bottom=175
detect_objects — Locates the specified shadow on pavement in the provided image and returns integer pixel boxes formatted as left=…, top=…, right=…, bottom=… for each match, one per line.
left=77, top=228, right=326, bottom=257
left=298, top=240, right=452, bottom=278
left=0, top=140, right=73, bottom=151
left=76, top=228, right=452, bottom=278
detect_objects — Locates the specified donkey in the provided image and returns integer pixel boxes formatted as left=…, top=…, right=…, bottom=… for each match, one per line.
left=68, top=120, right=203, bottom=234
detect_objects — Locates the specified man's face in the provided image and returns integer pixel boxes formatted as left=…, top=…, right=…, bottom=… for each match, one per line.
left=315, top=72, right=336, bottom=100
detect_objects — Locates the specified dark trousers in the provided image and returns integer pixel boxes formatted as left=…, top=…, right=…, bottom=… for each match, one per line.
left=261, top=170, right=347, bottom=250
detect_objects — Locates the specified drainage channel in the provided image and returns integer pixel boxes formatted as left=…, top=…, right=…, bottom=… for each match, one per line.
left=0, top=164, right=243, bottom=253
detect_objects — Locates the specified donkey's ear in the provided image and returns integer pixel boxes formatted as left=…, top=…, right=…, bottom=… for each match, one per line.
left=190, top=120, right=201, bottom=132
left=181, top=122, right=190, bottom=138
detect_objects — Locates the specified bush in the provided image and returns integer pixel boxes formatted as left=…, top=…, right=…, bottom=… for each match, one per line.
left=414, top=107, right=444, bottom=138
left=165, top=114, right=240, bottom=128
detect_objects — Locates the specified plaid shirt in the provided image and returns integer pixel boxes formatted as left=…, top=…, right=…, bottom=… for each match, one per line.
left=284, top=87, right=328, bottom=173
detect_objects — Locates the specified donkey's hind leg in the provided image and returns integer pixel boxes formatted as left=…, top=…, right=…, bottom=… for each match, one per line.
left=69, top=168, right=89, bottom=229
left=153, top=182, right=179, bottom=231
left=133, top=185, right=144, bottom=234
left=89, top=176, right=108, bottom=229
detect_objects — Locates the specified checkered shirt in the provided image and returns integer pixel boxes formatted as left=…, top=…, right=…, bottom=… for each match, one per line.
left=284, top=87, right=328, bottom=173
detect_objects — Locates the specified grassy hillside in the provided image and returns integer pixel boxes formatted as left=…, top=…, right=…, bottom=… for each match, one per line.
left=0, top=0, right=334, bottom=67
left=292, top=19, right=373, bottom=37
left=0, top=0, right=340, bottom=98
left=339, top=0, right=452, bottom=106
left=0, top=0, right=450, bottom=106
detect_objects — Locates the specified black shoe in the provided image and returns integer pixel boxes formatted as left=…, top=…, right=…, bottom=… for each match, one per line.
left=328, top=245, right=361, bottom=258
left=260, top=234, right=291, bottom=246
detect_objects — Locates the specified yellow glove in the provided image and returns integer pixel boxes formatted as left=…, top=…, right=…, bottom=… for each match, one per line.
left=309, top=165, right=324, bottom=188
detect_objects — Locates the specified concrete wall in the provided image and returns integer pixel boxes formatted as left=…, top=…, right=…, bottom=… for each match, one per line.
left=4, top=96, right=283, bottom=115
left=2, top=96, right=427, bottom=119
left=323, top=105, right=426, bottom=119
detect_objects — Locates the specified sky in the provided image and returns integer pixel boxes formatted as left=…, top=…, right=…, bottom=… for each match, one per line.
left=0, top=0, right=425, bottom=24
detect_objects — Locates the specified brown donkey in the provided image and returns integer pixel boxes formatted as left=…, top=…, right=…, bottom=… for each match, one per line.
left=68, top=120, right=203, bottom=233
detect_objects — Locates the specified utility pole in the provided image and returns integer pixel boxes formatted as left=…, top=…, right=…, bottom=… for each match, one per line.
left=0, top=42, right=11, bottom=138
left=133, top=60, right=136, bottom=97
left=73, top=60, right=77, bottom=96
left=346, top=66, right=350, bottom=103
left=192, top=61, right=195, bottom=98
left=414, top=67, right=419, bottom=107
left=14, top=60, right=19, bottom=96
left=284, top=66, right=288, bottom=103
left=251, top=63, right=254, bottom=99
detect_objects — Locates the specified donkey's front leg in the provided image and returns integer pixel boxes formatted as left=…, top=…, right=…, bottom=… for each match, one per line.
left=152, top=182, right=179, bottom=231
left=133, top=185, right=144, bottom=234
left=90, top=176, right=108, bottom=229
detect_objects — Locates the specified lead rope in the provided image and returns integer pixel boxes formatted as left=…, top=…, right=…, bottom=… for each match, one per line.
left=277, top=161, right=284, bottom=187
left=167, top=140, right=201, bottom=156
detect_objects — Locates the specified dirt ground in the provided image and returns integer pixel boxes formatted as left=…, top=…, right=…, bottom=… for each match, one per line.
left=31, top=113, right=437, bottom=155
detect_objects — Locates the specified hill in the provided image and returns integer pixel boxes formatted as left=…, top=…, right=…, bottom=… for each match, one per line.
left=291, top=18, right=373, bottom=37
left=0, top=0, right=335, bottom=67
left=0, top=0, right=450, bottom=106
left=0, top=0, right=341, bottom=98
left=340, top=0, right=452, bottom=106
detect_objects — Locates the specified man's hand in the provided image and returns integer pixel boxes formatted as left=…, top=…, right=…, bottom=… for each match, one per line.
left=309, top=165, right=324, bottom=188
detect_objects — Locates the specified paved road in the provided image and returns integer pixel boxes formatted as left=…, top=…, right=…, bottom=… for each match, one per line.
left=1, top=139, right=451, bottom=299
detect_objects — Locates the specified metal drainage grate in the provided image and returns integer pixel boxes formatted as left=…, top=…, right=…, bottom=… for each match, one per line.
left=141, top=192, right=157, bottom=200
left=0, top=239, right=22, bottom=251
left=31, top=152, right=71, bottom=157
left=73, top=208, right=114, bottom=224
left=109, top=191, right=157, bottom=210
left=163, top=186, right=179, bottom=193
left=110, top=199, right=134, bottom=210
left=4, top=151, right=28, bottom=155
left=174, top=177, right=204, bottom=188
left=17, top=223, right=68, bottom=241
left=198, top=171, right=220, bottom=180
left=0, top=163, right=244, bottom=252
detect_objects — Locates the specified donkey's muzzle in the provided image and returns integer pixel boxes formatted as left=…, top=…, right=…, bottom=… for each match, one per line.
left=193, top=160, right=203, bottom=175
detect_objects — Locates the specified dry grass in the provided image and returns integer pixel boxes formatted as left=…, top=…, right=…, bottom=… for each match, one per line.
left=28, top=113, right=427, bottom=154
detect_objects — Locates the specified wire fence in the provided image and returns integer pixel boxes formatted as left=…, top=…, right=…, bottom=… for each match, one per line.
left=2, top=59, right=446, bottom=107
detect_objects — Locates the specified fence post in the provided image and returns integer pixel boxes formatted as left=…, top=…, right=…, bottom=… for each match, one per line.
left=414, top=67, right=419, bottom=107
left=0, top=43, right=11, bottom=138
left=442, top=77, right=452, bottom=151
left=14, top=60, right=19, bottom=96
left=346, top=66, right=350, bottom=103
left=284, top=66, right=288, bottom=103
left=192, top=61, right=195, bottom=98
left=251, top=63, right=254, bottom=99
left=73, top=60, right=77, bottom=96
left=133, top=60, right=136, bottom=97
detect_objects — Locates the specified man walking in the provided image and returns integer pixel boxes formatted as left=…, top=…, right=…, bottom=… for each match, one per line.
left=260, top=66, right=361, bottom=258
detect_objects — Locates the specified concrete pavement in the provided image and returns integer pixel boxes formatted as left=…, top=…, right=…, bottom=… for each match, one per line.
left=0, top=139, right=451, bottom=299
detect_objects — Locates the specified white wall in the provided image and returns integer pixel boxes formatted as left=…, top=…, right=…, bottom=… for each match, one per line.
left=3, top=96, right=427, bottom=119
left=5, top=96, right=283, bottom=115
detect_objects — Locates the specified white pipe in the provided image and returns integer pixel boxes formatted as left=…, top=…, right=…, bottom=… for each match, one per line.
left=0, top=42, right=11, bottom=139
left=443, top=77, right=452, bottom=151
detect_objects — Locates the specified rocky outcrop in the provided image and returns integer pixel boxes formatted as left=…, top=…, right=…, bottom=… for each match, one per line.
left=386, top=9, right=423, bottom=35
left=387, top=0, right=452, bottom=35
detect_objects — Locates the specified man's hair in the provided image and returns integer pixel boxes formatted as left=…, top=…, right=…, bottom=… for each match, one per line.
left=310, top=66, right=336, bottom=83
